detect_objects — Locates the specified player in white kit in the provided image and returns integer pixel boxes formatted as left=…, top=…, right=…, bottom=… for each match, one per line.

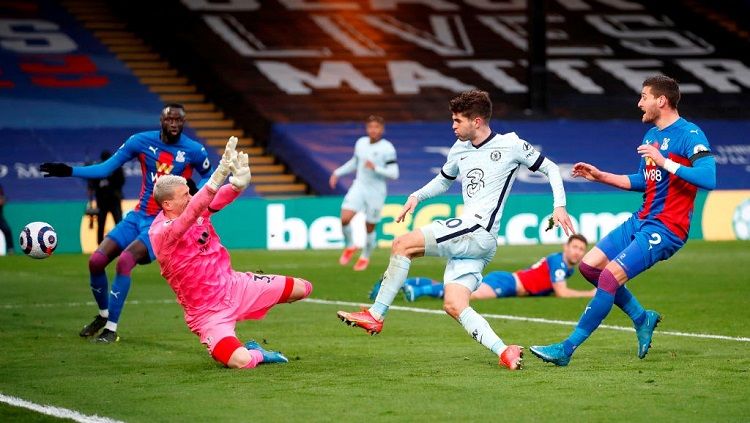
left=329, top=115, right=399, bottom=271
left=337, top=90, right=575, bottom=371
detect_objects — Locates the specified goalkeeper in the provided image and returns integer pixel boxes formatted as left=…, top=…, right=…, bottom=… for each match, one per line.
left=149, top=138, right=313, bottom=369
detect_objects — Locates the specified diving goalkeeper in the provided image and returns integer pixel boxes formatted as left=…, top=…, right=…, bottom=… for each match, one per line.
left=149, top=138, right=313, bottom=369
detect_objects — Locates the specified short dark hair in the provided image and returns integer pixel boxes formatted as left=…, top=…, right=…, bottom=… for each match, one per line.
left=567, top=234, right=588, bottom=245
left=366, top=115, right=385, bottom=125
left=449, top=90, right=492, bottom=121
left=643, top=75, right=680, bottom=109
left=162, top=103, right=186, bottom=117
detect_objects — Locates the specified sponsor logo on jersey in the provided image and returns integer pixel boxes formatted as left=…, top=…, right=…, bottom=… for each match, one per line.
left=661, top=138, right=670, bottom=150
left=151, top=151, right=175, bottom=182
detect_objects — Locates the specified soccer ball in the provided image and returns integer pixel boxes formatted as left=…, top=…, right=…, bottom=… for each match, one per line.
left=732, top=199, right=750, bottom=241
left=19, top=221, right=58, bottom=259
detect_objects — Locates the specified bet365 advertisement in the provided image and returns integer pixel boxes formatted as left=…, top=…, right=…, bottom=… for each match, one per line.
left=2, top=191, right=748, bottom=255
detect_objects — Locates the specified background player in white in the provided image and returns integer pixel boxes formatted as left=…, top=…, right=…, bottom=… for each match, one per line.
left=337, top=90, right=574, bottom=371
left=329, top=115, right=399, bottom=271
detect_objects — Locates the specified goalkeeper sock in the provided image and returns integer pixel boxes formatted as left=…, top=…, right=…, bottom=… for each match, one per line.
left=341, top=224, right=353, bottom=248
left=369, top=255, right=411, bottom=320
left=457, top=307, right=506, bottom=355
left=361, top=231, right=376, bottom=259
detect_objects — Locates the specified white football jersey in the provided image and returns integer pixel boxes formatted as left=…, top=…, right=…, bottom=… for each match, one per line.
left=440, top=131, right=545, bottom=236
left=336, top=136, right=398, bottom=195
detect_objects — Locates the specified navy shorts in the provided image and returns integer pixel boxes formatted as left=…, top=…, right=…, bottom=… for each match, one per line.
left=597, top=215, right=684, bottom=280
left=481, top=271, right=517, bottom=298
left=106, top=211, right=156, bottom=261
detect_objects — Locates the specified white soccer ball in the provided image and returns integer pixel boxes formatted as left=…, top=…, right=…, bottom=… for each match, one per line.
left=19, top=221, right=58, bottom=259
left=732, top=199, right=750, bottom=241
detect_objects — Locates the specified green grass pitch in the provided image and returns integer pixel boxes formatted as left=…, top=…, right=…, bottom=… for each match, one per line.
left=1, top=241, right=749, bottom=422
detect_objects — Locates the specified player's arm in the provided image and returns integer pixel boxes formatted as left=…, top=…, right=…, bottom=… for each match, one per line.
left=571, top=162, right=638, bottom=191
left=208, top=151, right=252, bottom=213
left=519, top=142, right=574, bottom=235
left=397, top=152, right=457, bottom=222
left=551, top=280, right=596, bottom=298
left=329, top=155, right=358, bottom=189
left=637, top=143, right=716, bottom=190
left=40, top=140, right=135, bottom=179
left=373, top=147, right=399, bottom=180
left=168, top=140, right=236, bottom=238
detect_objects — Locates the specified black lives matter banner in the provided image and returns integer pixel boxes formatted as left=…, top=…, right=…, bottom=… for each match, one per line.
left=148, top=0, right=749, bottom=121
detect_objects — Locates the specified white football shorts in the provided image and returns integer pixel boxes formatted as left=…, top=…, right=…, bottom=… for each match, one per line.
left=420, top=217, right=497, bottom=292
left=341, top=184, right=386, bottom=224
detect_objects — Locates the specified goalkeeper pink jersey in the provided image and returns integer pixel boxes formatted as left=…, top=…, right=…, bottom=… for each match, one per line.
left=149, top=184, right=240, bottom=317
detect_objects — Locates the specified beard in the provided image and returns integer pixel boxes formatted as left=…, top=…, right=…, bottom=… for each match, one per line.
left=162, top=128, right=182, bottom=143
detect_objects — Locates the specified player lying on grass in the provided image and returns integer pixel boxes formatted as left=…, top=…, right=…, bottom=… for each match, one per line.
left=149, top=138, right=313, bottom=369
left=369, top=234, right=594, bottom=301
left=337, top=90, right=575, bottom=371
left=530, top=75, right=717, bottom=367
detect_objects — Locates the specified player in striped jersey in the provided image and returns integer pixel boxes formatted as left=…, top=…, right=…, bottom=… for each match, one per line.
left=530, top=75, right=717, bottom=366
left=40, top=104, right=212, bottom=343
left=337, top=90, right=575, bottom=370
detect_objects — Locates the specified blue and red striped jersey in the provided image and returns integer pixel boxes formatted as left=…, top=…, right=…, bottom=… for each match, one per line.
left=634, top=118, right=711, bottom=239
left=515, top=252, right=574, bottom=296
left=73, top=131, right=212, bottom=216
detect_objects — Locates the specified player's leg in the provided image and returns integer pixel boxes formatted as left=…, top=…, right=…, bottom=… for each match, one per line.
left=354, top=221, right=377, bottom=271
left=472, top=271, right=516, bottom=300
left=581, top=220, right=648, bottom=326
left=202, top=322, right=283, bottom=369
left=80, top=237, right=121, bottom=337
left=97, top=222, right=154, bottom=343
left=404, top=279, right=444, bottom=301
left=443, top=269, right=522, bottom=370
left=339, top=208, right=358, bottom=265
left=337, top=229, right=424, bottom=333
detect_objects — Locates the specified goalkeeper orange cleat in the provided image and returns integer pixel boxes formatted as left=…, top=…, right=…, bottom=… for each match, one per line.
left=353, top=257, right=369, bottom=271
left=339, top=247, right=357, bottom=265
left=499, top=345, right=524, bottom=370
left=337, top=308, right=383, bottom=335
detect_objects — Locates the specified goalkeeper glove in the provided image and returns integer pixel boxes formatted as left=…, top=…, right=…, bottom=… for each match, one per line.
left=39, top=163, right=73, bottom=177
left=206, top=136, right=237, bottom=191
left=229, top=152, right=252, bottom=191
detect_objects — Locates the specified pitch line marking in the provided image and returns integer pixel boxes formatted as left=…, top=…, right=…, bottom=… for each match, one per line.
left=0, top=393, right=124, bottom=423
left=2, top=297, right=748, bottom=343
left=304, top=298, right=750, bottom=343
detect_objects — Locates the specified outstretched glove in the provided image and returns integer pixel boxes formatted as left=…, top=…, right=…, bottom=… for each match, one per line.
left=229, top=151, right=252, bottom=192
left=206, top=136, right=237, bottom=191
left=39, top=163, right=73, bottom=177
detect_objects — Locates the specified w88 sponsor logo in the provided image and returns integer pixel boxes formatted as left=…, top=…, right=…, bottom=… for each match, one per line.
left=643, top=168, right=663, bottom=182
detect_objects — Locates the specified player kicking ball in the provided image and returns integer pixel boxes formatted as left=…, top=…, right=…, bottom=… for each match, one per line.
left=530, top=75, right=717, bottom=366
left=337, top=90, right=575, bottom=371
left=329, top=115, right=399, bottom=271
left=149, top=138, right=313, bottom=369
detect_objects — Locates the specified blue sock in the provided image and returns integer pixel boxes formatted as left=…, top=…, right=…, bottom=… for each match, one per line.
left=615, top=286, right=646, bottom=326
left=90, top=273, right=109, bottom=310
left=429, top=283, right=444, bottom=298
left=563, top=288, right=615, bottom=356
left=108, top=273, right=131, bottom=324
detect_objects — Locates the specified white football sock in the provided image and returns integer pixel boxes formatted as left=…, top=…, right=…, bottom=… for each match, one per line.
left=457, top=307, right=506, bottom=355
left=369, top=255, right=411, bottom=320
left=104, top=321, right=118, bottom=332
left=341, top=224, right=353, bottom=248
left=361, top=231, right=376, bottom=259
left=99, top=309, right=109, bottom=318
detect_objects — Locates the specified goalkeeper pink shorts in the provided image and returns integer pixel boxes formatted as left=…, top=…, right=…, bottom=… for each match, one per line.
left=193, top=273, right=295, bottom=354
